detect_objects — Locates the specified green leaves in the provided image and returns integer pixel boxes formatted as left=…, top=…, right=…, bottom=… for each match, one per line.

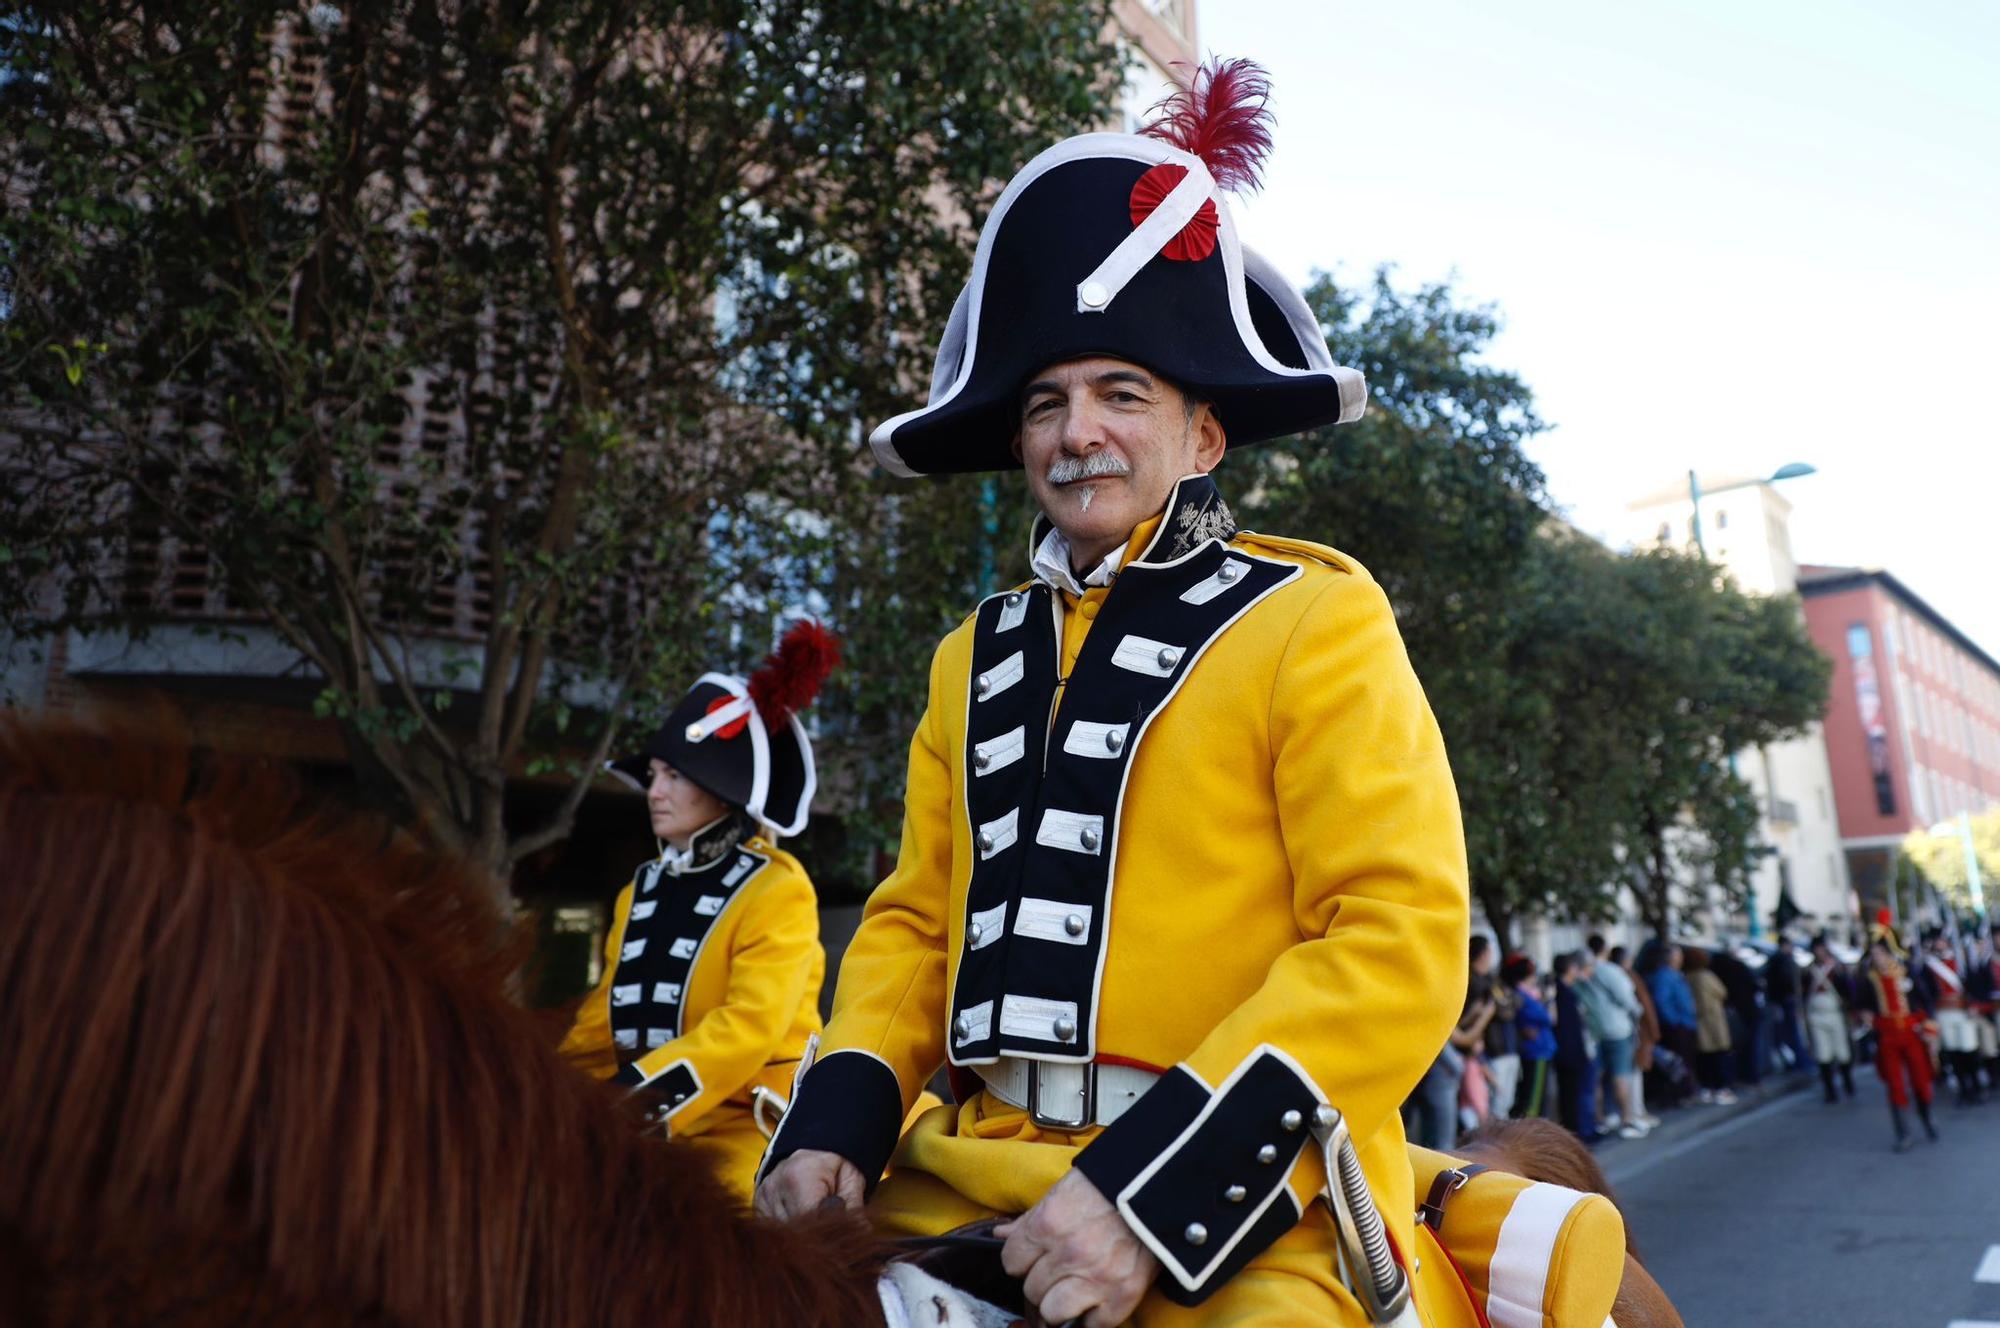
left=1236, top=270, right=1830, bottom=945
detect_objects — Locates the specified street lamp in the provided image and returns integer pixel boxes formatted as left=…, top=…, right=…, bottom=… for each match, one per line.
left=1687, top=463, right=1817, bottom=559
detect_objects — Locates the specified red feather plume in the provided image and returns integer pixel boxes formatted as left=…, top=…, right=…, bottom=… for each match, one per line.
left=748, top=620, right=841, bottom=727
left=1139, top=56, right=1275, bottom=194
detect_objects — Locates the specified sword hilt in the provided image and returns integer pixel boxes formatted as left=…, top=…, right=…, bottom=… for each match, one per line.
left=1311, top=1105, right=1412, bottom=1325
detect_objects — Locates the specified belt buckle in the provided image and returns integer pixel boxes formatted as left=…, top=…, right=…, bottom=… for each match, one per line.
left=1027, top=1060, right=1095, bottom=1130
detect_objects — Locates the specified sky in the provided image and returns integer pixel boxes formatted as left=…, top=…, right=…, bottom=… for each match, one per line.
left=1205, top=0, right=2000, bottom=655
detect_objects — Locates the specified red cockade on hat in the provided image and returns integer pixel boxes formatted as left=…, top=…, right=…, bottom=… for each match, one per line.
left=1130, top=57, right=1275, bottom=264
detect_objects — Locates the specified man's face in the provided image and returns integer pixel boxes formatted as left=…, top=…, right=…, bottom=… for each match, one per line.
left=1013, top=356, right=1224, bottom=563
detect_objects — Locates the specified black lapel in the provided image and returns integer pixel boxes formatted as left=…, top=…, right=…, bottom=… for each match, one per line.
left=947, top=478, right=1295, bottom=1066
left=607, top=845, right=770, bottom=1055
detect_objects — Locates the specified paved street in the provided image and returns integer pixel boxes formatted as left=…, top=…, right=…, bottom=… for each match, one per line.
left=1605, top=1072, right=2000, bottom=1327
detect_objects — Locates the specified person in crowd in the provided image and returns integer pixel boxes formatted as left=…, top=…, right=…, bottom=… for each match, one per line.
left=1453, top=943, right=1503, bottom=1133
left=1763, top=938, right=1812, bottom=1075
left=562, top=624, right=836, bottom=1200
left=1552, top=951, right=1600, bottom=1142
left=1471, top=935, right=1521, bottom=1121
left=1976, top=923, right=2000, bottom=1094
left=1915, top=926, right=1985, bottom=1105
left=1684, top=947, right=1738, bottom=1106
left=1583, top=934, right=1649, bottom=1138
left=1643, top=941, right=1699, bottom=1108
left=1409, top=976, right=1496, bottom=1149
left=1710, top=947, right=1765, bottom=1086
left=1857, top=917, right=1939, bottom=1152
left=1612, top=944, right=1663, bottom=1130
left=1802, top=934, right=1857, bottom=1103
left=1506, top=952, right=1556, bottom=1120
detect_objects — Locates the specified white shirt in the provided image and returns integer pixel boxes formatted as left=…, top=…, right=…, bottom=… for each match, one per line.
left=1030, top=525, right=1123, bottom=597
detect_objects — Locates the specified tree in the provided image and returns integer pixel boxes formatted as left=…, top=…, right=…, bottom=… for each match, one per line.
left=1902, top=810, right=2000, bottom=918
left=1608, top=552, right=1832, bottom=938
left=1233, top=267, right=1560, bottom=945
left=0, top=1, right=1118, bottom=896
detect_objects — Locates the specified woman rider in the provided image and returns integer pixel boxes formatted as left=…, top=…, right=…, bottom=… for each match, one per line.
left=561, top=622, right=837, bottom=1199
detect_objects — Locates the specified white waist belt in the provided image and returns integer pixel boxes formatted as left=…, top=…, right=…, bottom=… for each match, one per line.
left=976, top=1056, right=1160, bottom=1129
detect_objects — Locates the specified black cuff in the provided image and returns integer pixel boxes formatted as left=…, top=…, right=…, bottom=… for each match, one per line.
left=1074, top=1049, right=1323, bottom=1304
left=615, top=1058, right=703, bottom=1131
left=755, top=1049, right=904, bottom=1192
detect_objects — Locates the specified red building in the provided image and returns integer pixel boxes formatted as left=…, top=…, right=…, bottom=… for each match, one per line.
left=1799, top=565, right=2000, bottom=918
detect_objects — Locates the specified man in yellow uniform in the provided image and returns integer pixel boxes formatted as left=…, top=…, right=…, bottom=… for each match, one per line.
left=757, top=61, right=1468, bottom=1326
left=564, top=624, right=835, bottom=1200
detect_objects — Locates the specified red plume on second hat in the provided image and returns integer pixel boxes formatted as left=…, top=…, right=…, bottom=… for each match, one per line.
left=750, top=621, right=841, bottom=729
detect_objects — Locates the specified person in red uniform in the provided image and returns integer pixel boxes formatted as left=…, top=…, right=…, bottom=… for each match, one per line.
left=1915, top=926, right=1984, bottom=1105
left=1855, top=914, right=1939, bottom=1153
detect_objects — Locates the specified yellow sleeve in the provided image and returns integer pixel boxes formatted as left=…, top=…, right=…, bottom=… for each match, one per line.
left=757, top=636, right=956, bottom=1186
left=558, top=882, right=634, bottom=1079
left=1187, top=568, right=1469, bottom=1135
left=624, top=868, right=822, bottom=1128
left=1072, top=567, right=1469, bottom=1304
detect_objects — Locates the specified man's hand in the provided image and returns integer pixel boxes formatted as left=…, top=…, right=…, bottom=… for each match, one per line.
left=995, top=1170, right=1159, bottom=1327
left=753, top=1148, right=865, bottom=1221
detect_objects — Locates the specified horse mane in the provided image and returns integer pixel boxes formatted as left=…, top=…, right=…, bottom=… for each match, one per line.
left=0, top=714, right=883, bottom=1326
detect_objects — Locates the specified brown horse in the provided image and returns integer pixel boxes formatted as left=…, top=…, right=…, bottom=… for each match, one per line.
left=0, top=715, right=886, bottom=1326
left=0, top=714, right=1679, bottom=1326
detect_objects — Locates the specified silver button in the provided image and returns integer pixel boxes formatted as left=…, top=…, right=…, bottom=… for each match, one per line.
left=1104, top=728, right=1124, bottom=753
left=1281, top=1109, right=1303, bottom=1132
left=672, top=1093, right=687, bottom=1103
left=1053, top=1016, right=1077, bottom=1042
left=1156, top=647, right=1181, bottom=670
left=1064, top=913, right=1086, bottom=937
left=1006, top=591, right=1023, bottom=607
left=1080, top=280, right=1110, bottom=309
left=1313, top=1104, right=1337, bottom=1130
left=1079, top=827, right=1100, bottom=851
left=976, top=830, right=995, bottom=853
left=1218, top=561, right=1242, bottom=583
left=1257, top=1144, right=1279, bottom=1164
left=1184, top=1222, right=1208, bottom=1247
left=976, top=673, right=992, bottom=697
left=1225, top=1184, right=1247, bottom=1204
left=973, top=749, right=992, bottom=770
left=953, top=1013, right=971, bottom=1039
left=969, top=922, right=984, bottom=945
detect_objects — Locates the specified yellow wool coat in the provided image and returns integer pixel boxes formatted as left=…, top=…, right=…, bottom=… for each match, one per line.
left=563, top=832, right=824, bottom=1199
left=762, top=477, right=1469, bottom=1315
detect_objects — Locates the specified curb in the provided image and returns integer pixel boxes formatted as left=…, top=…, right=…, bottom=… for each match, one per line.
left=1597, top=1071, right=1816, bottom=1186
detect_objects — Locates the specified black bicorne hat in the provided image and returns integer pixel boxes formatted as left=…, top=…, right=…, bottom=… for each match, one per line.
left=870, top=59, right=1366, bottom=477
left=605, top=623, right=839, bottom=839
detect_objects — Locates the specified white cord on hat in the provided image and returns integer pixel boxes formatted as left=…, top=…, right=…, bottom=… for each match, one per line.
left=1074, top=157, right=1216, bottom=315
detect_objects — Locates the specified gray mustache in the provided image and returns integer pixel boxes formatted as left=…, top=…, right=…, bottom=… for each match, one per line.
left=1046, top=452, right=1131, bottom=485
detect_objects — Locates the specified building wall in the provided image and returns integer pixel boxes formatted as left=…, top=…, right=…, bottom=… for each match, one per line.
left=1623, top=477, right=1849, bottom=936
left=1802, top=583, right=1916, bottom=841
left=1803, top=574, right=2000, bottom=833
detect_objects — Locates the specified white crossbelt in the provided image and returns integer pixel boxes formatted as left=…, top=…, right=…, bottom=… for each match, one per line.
left=976, top=1056, right=1160, bottom=1129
